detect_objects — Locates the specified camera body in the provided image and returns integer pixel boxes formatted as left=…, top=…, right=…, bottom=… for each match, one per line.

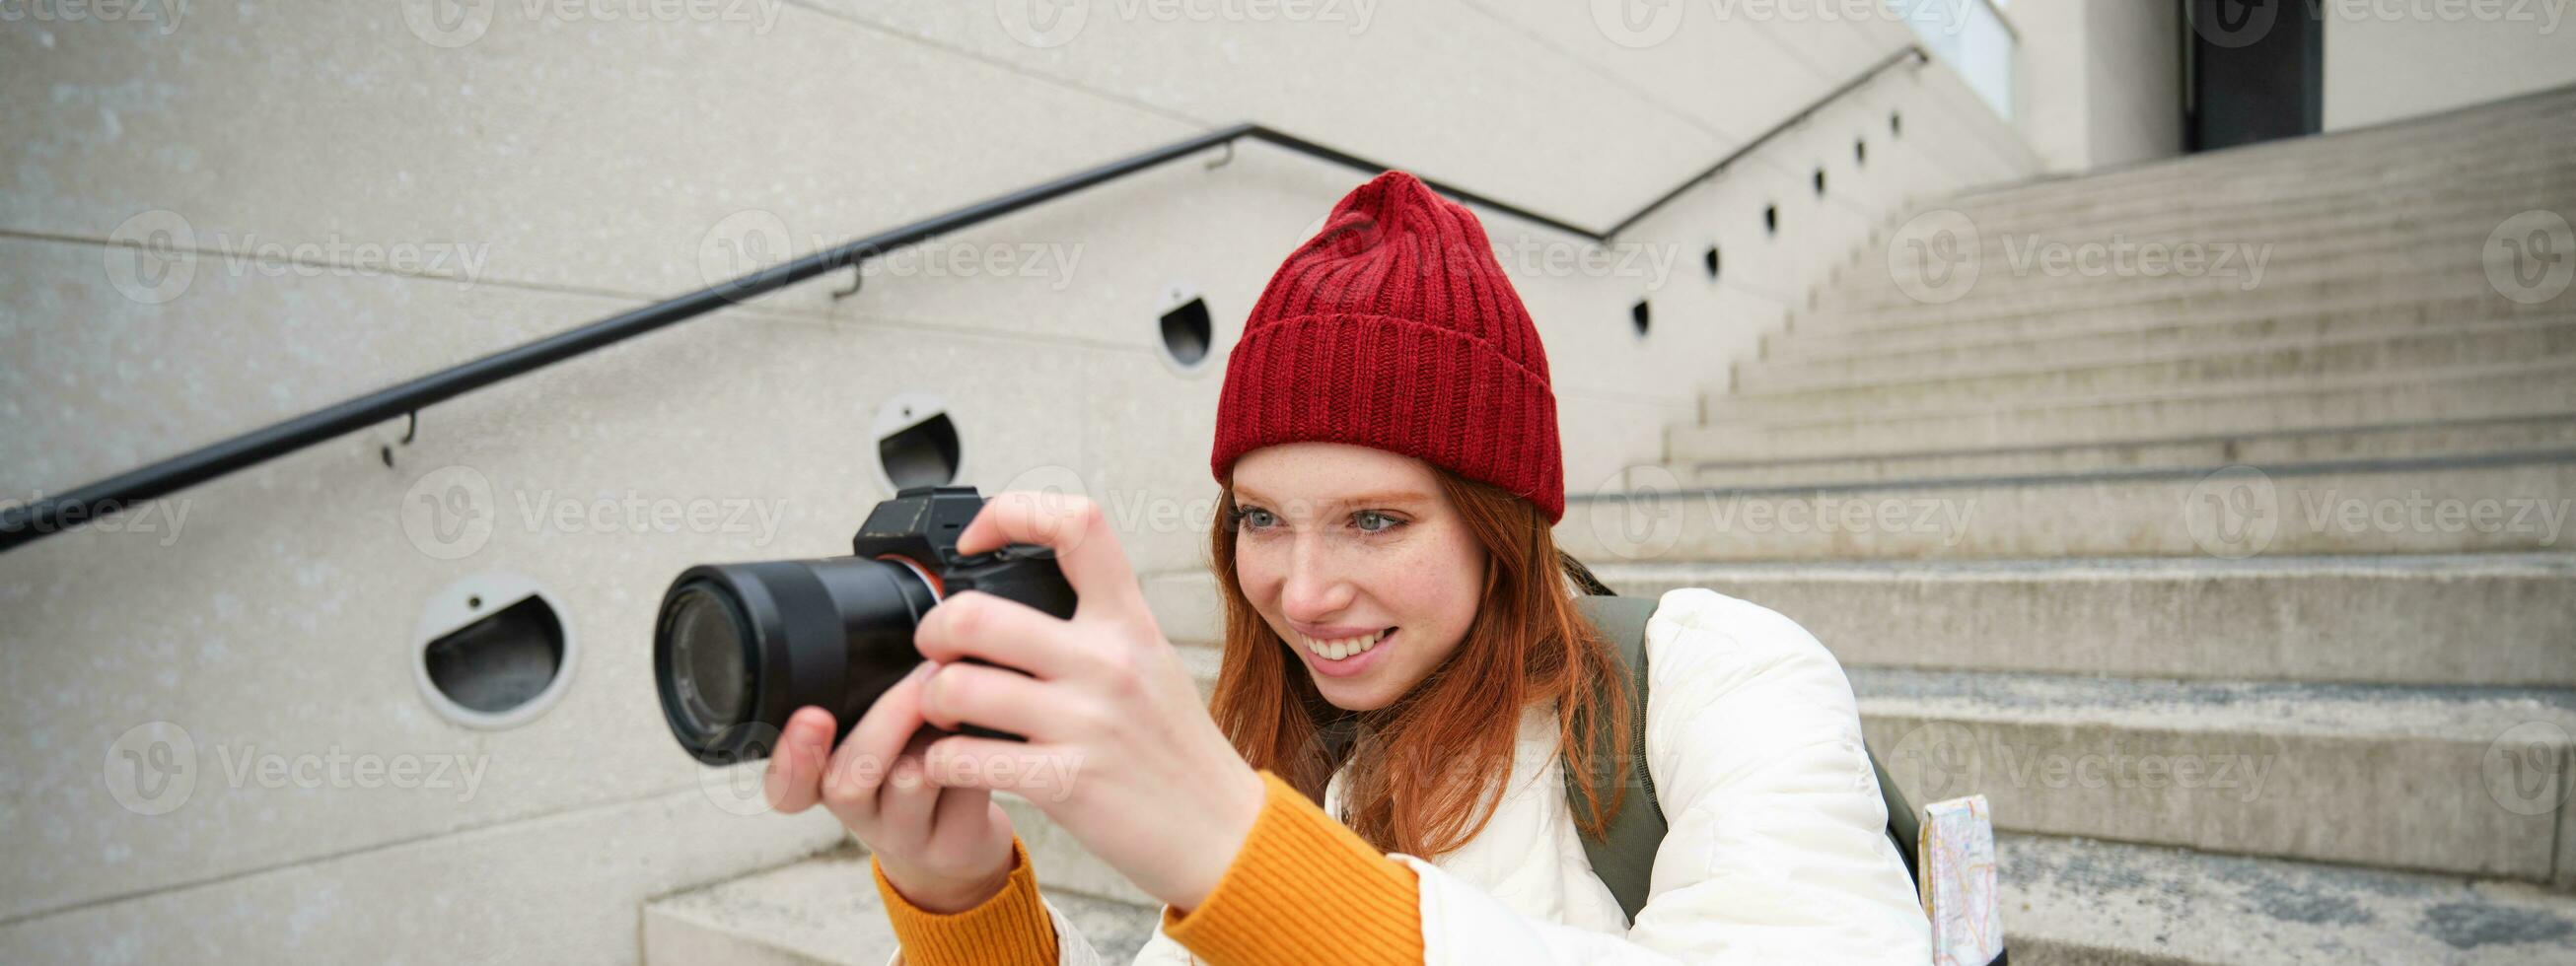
left=654, top=485, right=1076, bottom=766
left=850, top=485, right=1078, bottom=618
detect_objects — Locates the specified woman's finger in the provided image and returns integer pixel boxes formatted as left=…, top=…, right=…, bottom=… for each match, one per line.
left=878, top=747, right=940, bottom=841
left=955, top=492, right=1151, bottom=629
left=923, top=733, right=1083, bottom=802
left=763, top=706, right=836, bottom=813
left=918, top=657, right=1064, bottom=738
left=927, top=781, right=996, bottom=846
left=823, top=661, right=933, bottom=819
left=916, top=590, right=1091, bottom=683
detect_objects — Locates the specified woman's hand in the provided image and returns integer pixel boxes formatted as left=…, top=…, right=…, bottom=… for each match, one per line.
left=910, top=491, right=1267, bottom=915
left=763, top=663, right=1018, bottom=914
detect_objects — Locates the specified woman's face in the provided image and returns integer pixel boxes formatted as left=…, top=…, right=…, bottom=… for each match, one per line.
left=1229, top=442, right=1488, bottom=711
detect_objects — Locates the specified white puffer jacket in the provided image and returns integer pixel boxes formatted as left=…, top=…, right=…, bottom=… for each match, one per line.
left=891, top=586, right=1932, bottom=965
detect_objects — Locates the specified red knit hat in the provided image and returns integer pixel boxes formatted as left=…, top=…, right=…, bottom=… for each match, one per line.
left=1210, top=171, right=1565, bottom=523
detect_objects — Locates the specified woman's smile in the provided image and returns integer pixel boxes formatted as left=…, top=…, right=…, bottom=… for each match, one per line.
left=1297, top=626, right=1397, bottom=678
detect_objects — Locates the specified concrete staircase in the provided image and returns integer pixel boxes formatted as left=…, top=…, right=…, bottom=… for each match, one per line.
left=642, top=89, right=2576, bottom=964
left=1562, top=85, right=2576, bottom=964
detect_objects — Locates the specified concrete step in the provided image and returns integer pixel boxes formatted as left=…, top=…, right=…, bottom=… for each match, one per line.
left=1853, top=668, right=2576, bottom=882
left=1825, top=194, right=2576, bottom=313
left=1863, top=171, right=2576, bottom=262
left=1997, top=832, right=2576, bottom=965
left=1767, top=294, right=2565, bottom=363
left=1801, top=266, right=2523, bottom=337
left=1560, top=452, right=2576, bottom=561
left=1674, top=414, right=2576, bottom=489
left=1589, top=554, right=2576, bottom=688
left=1723, top=319, right=2576, bottom=416
left=1751, top=310, right=2576, bottom=386
left=1912, top=157, right=2576, bottom=247
left=643, top=843, right=1164, bottom=966
left=1674, top=361, right=2576, bottom=461
left=1949, top=120, right=2576, bottom=226
left=1944, top=86, right=2576, bottom=214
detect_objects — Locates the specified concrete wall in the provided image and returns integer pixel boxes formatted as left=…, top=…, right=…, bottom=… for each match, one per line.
left=2012, top=0, right=2182, bottom=172
left=2323, top=1, right=2576, bottom=130
left=0, top=1, right=2037, bottom=960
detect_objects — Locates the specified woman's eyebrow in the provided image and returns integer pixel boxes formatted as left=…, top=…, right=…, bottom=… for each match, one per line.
left=1234, top=489, right=1430, bottom=510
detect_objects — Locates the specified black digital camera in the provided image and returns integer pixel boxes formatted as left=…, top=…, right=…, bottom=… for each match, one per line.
left=653, top=485, right=1077, bottom=766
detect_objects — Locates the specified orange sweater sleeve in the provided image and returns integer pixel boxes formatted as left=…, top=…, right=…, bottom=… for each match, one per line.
left=873, top=769, right=1424, bottom=966
left=1161, top=769, right=1424, bottom=965
left=873, top=834, right=1058, bottom=966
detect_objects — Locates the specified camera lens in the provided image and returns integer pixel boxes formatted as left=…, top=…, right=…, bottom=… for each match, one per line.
left=653, top=557, right=943, bottom=765
left=663, top=582, right=751, bottom=737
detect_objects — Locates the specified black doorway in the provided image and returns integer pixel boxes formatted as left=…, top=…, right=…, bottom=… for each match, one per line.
left=2183, top=0, right=2326, bottom=152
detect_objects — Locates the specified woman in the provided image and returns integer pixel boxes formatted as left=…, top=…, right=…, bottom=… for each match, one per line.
left=763, top=171, right=1932, bottom=965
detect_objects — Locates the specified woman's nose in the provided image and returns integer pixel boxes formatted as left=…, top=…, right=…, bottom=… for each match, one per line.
left=1278, top=537, right=1352, bottom=620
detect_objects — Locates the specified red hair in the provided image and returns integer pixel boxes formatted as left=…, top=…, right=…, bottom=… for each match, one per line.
left=1204, top=465, right=1636, bottom=859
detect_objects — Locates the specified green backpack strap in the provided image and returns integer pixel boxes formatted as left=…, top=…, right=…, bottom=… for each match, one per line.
left=1569, top=594, right=1667, bottom=924
left=1566, top=593, right=1922, bottom=927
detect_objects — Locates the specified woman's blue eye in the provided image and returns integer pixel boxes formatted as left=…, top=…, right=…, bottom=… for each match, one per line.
left=1236, top=508, right=1275, bottom=529
left=1354, top=511, right=1399, bottom=533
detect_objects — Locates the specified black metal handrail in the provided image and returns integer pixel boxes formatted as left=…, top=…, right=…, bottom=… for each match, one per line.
left=0, top=45, right=1925, bottom=553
